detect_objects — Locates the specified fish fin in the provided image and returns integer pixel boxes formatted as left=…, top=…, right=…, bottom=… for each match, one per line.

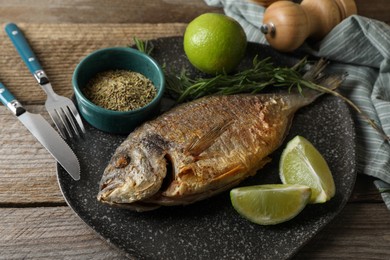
left=178, top=165, right=194, bottom=178
left=212, top=164, right=246, bottom=181
left=186, top=120, right=233, bottom=156
left=193, top=152, right=224, bottom=162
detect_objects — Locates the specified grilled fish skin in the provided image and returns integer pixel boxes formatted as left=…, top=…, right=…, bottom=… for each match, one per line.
left=97, top=60, right=344, bottom=212
left=98, top=93, right=315, bottom=211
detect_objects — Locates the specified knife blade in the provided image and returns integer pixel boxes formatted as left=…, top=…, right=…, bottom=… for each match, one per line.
left=0, top=82, right=80, bottom=180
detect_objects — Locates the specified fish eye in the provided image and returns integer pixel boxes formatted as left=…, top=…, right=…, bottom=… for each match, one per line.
left=113, top=154, right=131, bottom=168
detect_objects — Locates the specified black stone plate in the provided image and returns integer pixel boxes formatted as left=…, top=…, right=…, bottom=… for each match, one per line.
left=57, top=37, right=357, bottom=260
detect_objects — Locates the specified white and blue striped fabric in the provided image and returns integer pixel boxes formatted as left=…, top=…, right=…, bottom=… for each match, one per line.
left=205, top=0, right=390, bottom=209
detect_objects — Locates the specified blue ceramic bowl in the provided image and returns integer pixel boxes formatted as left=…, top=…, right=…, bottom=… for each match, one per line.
left=72, top=47, right=165, bottom=134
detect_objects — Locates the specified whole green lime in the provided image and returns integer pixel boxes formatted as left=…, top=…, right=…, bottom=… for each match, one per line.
left=183, top=13, right=247, bottom=75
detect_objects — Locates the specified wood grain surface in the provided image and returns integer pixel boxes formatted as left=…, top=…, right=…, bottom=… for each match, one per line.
left=0, top=0, right=387, bottom=24
left=0, top=0, right=223, bottom=24
left=0, top=0, right=389, bottom=259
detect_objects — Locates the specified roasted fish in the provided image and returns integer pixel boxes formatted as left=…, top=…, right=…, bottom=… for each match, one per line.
left=97, top=60, right=343, bottom=211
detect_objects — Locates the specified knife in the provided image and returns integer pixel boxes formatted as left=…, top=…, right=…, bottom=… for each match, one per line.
left=0, top=82, right=80, bottom=180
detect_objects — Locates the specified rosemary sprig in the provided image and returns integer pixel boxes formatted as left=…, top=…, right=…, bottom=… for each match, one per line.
left=378, top=188, right=390, bottom=193
left=166, top=56, right=309, bottom=103
left=301, top=79, right=390, bottom=142
left=132, top=37, right=154, bottom=55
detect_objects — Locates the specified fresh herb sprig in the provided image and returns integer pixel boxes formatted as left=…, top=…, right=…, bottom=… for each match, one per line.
left=166, top=56, right=311, bottom=103
left=132, top=37, right=154, bottom=55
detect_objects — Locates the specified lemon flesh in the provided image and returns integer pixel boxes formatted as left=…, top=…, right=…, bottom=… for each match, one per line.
left=230, top=184, right=311, bottom=225
left=280, top=136, right=336, bottom=204
left=183, top=13, right=247, bottom=75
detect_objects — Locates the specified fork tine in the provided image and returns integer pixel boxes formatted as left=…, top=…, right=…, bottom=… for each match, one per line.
left=63, top=106, right=80, bottom=138
left=55, top=108, right=73, bottom=139
left=68, top=104, right=86, bottom=134
left=49, top=110, right=67, bottom=139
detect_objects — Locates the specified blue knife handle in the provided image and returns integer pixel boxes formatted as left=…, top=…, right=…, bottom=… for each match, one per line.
left=0, top=82, right=16, bottom=105
left=5, top=23, right=43, bottom=75
left=0, top=82, right=26, bottom=116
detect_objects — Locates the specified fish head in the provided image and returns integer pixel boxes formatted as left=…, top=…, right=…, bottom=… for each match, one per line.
left=97, top=140, right=167, bottom=206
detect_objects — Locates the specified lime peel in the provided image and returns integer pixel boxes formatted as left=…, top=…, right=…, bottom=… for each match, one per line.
left=280, top=135, right=336, bottom=204
left=230, top=184, right=311, bottom=225
left=183, top=13, right=247, bottom=75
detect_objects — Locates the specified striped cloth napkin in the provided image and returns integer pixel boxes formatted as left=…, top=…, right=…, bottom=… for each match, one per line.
left=205, top=0, right=390, bottom=209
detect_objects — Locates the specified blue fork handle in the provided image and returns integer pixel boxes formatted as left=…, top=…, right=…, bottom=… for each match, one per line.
left=5, top=23, right=43, bottom=75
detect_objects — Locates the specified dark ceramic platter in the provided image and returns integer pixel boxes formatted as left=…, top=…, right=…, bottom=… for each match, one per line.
left=57, top=37, right=357, bottom=260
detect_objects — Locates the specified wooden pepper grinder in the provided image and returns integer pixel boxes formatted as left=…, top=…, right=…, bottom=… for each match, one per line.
left=260, top=0, right=357, bottom=52
left=250, top=0, right=291, bottom=7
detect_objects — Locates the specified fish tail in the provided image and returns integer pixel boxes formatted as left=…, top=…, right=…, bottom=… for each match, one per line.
left=299, top=59, right=347, bottom=104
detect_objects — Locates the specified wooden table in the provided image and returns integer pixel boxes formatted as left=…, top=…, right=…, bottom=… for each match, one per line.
left=0, top=1, right=389, bottom=259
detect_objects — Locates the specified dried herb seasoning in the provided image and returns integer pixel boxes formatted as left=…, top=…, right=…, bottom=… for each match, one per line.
left=83, top=70, right=157, bottom=112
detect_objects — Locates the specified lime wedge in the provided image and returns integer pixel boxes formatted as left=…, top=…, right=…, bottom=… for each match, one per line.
left=230, top=184, right=311, bottom=225
left=280, top=136, right=336, bottom=204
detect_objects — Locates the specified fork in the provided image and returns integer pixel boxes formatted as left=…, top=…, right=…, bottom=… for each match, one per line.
left=5, top=23, right=85, bottom=139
